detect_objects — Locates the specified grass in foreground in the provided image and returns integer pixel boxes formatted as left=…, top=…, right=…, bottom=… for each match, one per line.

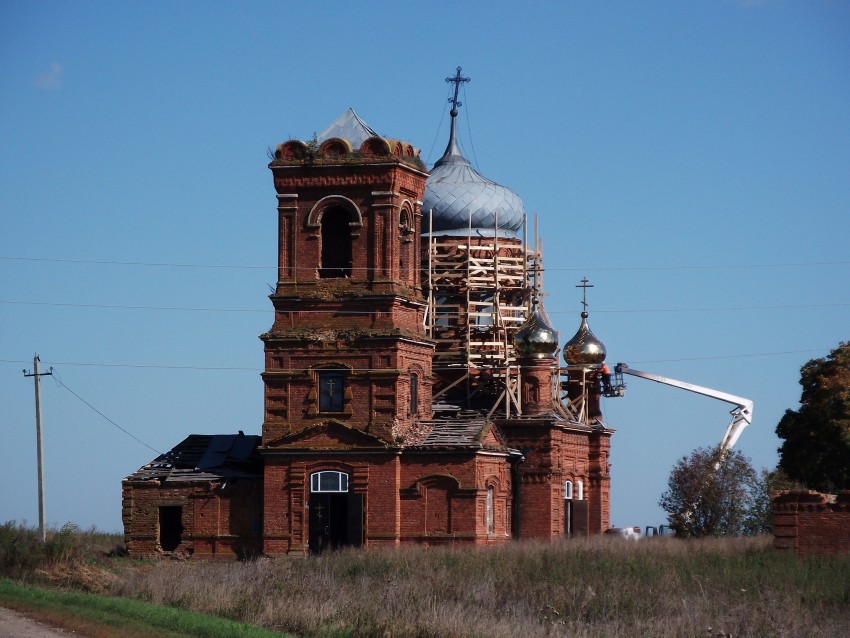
left=4, top=522, right=850, bottom=638
left=0, top=579, right=293, bottom=638
left=113, top=536, right=850, bottom=638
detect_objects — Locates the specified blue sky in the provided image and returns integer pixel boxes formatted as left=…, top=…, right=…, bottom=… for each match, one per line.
left=1, top=1, right=848, bottom=532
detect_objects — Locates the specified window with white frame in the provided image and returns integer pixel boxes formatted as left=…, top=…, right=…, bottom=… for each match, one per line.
left=564, top=480, right=573, bottom=500
left=576, top=479, right=584, bottom=501
left=310, top=471, right=349, bottom=493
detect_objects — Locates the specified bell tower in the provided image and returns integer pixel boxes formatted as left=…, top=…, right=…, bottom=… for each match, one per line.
left=261, top=127, right=434, bottom=445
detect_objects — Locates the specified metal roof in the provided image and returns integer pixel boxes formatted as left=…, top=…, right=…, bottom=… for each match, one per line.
left=313, top=107, right=525, bottom=239
left=317, top=108, right=379, bottom=148
left=422, top=113, right=525, bottom=238
left=124, top=433, right=262, bottom=483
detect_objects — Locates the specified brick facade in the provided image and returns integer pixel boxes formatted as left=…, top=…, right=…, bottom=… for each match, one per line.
left=772, top=489, right=850, bottom=556
left=122, top=480, right=263, bottom=559
left=122, top=120, right=614, bottom=559
left=497, top=418, right=611, bottom=538
left=121, top=433, right=264, bottom=559
left=263, top=148, right=433, bottom=443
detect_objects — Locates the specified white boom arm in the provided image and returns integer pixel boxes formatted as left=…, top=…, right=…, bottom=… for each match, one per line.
left=615, top=363, right=753, bottom=452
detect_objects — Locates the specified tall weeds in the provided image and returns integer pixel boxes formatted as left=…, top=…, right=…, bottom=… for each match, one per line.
left=0, top=521, right=124, bottom=591
left=112, top=537, right=850, bottom=638
left=4, top=523, right=847, bottom=637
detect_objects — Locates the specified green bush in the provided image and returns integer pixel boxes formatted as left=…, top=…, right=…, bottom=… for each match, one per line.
left=0, top=521, right=124, bottom=582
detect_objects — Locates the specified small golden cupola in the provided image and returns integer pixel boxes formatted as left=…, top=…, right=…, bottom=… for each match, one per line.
left=514, top=299, right=559, bottom=359
left=563, top=278, right=607, bottom=365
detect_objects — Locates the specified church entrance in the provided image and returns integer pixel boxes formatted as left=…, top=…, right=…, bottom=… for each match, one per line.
left=308, top=471, right=363, bottom=555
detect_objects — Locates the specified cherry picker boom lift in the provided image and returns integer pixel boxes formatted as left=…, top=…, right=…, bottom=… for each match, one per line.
left=609, top=363, right=754, bottom=453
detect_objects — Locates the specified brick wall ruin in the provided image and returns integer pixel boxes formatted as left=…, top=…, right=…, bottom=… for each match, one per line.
left=772, top=489, right=850, bottom=557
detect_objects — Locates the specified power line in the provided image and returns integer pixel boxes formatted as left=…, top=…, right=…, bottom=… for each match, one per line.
left=424, top=83, right=452, bottom=167
left=49, top=369, right=162, bottom=455
left=0, top=300, right=268, bottom=313
left=628, top=349, right=831, bottom=364
left=0, top=347, right=835, bottom=372
left=461, top=81, right=481, bottom=171
left=0, top=255, right=270, bottom=270
left=2, top=359, right=259, bottom=371
left=592, top=303, right=850, bottom=314
left=2, top=298, right=848, bottom=315
left=572, top=261, right=850, bottom=272
left=3, top=254, right=849, bottom=272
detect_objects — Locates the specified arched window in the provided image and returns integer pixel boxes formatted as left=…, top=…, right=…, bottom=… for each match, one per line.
left=310, top=471, right=349, bottom=493
left=564, top=480, right=573, bottom=500
left=576, top=479, right=584, bottom=501
left=398, top=208, right=414, bottom=285
left=320, top=207, right=352, bottom=278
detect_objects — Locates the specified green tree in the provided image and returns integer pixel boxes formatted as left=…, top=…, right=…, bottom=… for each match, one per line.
left=776, top=343, right=850, bottom=492
left=744, top=467, right=795, bottom=535
left=659, top=446, right=760, bottom=537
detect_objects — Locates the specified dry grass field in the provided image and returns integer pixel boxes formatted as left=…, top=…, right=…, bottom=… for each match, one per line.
left=3, top=523, right=849, bottom=638
left=115, top=536, right=850, bottom=638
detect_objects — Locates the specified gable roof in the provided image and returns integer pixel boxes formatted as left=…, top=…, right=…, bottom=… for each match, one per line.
left=124, top=433, right=262, bottom=483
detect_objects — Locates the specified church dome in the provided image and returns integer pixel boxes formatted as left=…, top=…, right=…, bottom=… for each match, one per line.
left=422, top=108, right=525, bottom=238
left=563, top=312, right=607, bottom=365
left=514, top=301, right=559, bottom=359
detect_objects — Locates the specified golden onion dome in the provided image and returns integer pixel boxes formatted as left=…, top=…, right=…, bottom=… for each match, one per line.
left=513, top=301, right=559, bottom=359
left=563, top=311, right=607, bottom=365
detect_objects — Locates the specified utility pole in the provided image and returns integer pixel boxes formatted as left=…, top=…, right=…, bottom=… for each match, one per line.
left=23, top=354, right=52, bottom=542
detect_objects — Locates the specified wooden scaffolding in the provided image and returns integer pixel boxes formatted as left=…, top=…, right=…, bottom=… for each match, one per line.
left=425, top=217, right=543, bottom=417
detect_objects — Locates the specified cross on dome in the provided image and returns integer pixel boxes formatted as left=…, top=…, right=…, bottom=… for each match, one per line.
left=445, top=66, right=470, bottom=117
left=576, top=277, right=594, bottom=313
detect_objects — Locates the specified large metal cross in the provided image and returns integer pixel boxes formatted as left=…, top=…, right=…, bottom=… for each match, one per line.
left=576, top=277, right=594, bottom=311
left=446, top=66, right=470, bottom=114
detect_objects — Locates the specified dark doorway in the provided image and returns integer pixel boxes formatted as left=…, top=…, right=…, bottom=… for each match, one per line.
left=320, top=207, right=352, bottom=278
left=572, top=500, right=589, bottom=537
left=158, top=506, right=183, bottom=551
left=308, top=492, right=363, bottom=555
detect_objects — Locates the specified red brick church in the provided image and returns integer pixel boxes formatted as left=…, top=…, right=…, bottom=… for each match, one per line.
left=122, top=71, right=614, bottom=558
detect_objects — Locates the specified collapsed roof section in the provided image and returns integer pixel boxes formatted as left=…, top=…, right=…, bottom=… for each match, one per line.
left=124, top=433, right=262, bottom=483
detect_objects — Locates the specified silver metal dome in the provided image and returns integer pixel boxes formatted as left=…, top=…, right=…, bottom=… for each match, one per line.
left=514, top=301, right=559, bottom=359
left=422, top=108, right=525, bottom=238
left=563, top=312, right=607, bottom=366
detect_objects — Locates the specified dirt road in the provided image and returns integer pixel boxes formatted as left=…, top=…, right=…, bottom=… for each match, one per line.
left=0, top=607, right=75, bottom=638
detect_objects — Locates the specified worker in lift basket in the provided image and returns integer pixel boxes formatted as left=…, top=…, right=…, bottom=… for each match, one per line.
left=600, top=362, right=611, bottom=393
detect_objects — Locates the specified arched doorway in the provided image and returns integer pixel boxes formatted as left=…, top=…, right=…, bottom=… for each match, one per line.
left=308, top=470, right=363, bottom=554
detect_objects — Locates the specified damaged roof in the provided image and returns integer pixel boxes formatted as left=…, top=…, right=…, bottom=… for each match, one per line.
left=124, top=433, right=262, bottom=483
left=406, top=418, right=513, bottom=454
